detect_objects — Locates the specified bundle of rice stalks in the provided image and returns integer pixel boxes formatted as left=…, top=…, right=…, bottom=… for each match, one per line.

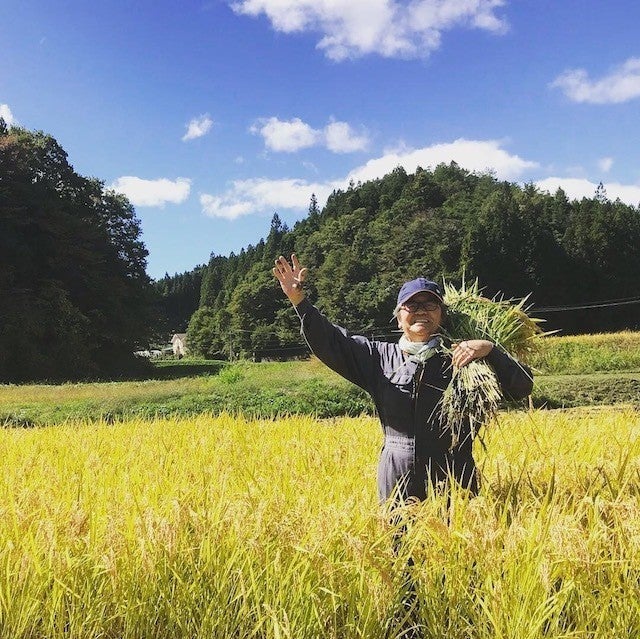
left=439, top=279, right=544, bottom=447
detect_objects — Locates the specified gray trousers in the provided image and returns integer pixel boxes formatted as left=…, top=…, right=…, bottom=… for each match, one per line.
left=377, top=435, right=479, bottom=504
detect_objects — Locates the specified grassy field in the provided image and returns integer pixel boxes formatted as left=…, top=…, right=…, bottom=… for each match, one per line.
left=528, top=330, right=640, bottom=374
left=1, top=332, right=639, bottom=637
left=0, top=358, right=371, bottom=426
left=1, top=408, right=639, bottom=638
left=3, top=329, right=640, bottom=426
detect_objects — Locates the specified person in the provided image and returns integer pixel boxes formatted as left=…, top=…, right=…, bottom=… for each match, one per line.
left=273, top=254, right=533, bottom=504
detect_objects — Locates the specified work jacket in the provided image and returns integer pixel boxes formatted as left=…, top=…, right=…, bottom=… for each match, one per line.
left=295, top=298, right=534, bottom=502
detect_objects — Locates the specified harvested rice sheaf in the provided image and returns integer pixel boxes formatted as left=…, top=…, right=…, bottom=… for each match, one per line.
left=440, top=280, right=543, bottom=446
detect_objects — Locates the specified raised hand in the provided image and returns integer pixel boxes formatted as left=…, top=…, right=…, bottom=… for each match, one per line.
left=273, top=254, right=308, bottom=305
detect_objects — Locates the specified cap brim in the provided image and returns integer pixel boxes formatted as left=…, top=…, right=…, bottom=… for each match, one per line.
left=392, top=290, right=443, bottom=319
left=397, top=289, right=443, bottom=307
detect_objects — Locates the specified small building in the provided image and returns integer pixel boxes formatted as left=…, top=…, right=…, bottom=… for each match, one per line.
left=171, top=333, right=188, bottom=358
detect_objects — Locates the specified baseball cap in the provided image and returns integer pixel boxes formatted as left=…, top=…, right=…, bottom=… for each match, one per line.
left=395, top=277, right=443, bottom=312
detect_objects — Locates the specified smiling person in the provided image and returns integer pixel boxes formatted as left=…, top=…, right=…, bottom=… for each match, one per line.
left=273, top=254, right=533, bottom=503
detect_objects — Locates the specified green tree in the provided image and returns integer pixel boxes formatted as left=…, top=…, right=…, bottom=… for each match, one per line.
left=182, top=163, right=640, bottom=346
left=0, top=125, right=154, bottom=381
left=154, top=265, right=205, bottom=335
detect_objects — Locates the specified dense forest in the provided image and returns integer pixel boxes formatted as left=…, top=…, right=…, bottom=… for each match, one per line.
left=0, top=121, right=155, bottom=382
left=182, top=165, right=640, bottom=359
left=154, top=266, right=205, bottom=335
left=4, top=119, right=640, bottom=377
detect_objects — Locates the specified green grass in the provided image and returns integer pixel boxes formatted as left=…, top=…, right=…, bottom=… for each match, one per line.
left=528, top=330, right=640, bottom=374
left=533, top=371, right=640, bottom=409
left=2, top=330, right=640, bottom=426
left=0, top=358, right=372, bottom=427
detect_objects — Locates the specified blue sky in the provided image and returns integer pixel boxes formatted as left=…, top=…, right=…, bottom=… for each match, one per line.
left=2, top=0, right=640, bottom=279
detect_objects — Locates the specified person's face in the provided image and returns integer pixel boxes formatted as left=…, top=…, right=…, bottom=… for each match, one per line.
left=397, top=292, right=442, bottom=342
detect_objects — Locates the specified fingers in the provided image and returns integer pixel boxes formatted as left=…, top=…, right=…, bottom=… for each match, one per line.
left=452, top=340, right=493, bottom=368
left=274, top=255, right=292, bottom=275
left=274, top=255, right=308, bottom=296
left=291, top=254, right=307, bottom=281
left=274, top=255, right=307, bottom=280
left=452, top=340, right=477, bottom=368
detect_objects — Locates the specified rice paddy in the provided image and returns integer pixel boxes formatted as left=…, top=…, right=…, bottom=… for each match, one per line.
left=1, top=408, right=639, bottom=638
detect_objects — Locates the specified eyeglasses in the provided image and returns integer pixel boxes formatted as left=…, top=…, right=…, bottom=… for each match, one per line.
left=401, top=300, right=440, bottom=312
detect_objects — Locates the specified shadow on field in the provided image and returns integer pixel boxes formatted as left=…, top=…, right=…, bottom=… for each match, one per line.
left=148, top=360, right=227, bottom=380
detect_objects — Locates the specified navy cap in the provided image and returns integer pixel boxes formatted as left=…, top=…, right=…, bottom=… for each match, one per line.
left=396, top=277, right=443, bottom=310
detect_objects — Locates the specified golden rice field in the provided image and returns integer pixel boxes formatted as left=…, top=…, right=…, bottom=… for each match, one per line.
left=1, top=408, right=639, bottom=638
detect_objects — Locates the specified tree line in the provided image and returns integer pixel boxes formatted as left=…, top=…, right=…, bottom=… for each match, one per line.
left=184, top=164, right=640, bottom=359
left=154, top=267, right=205, bottom=335
left=0, top=121, right=155, bottom=382
left=4, top=120, right=640, bottom=380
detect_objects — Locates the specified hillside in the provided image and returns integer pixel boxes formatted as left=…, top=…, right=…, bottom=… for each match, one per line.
left=165, top=164, right=640, bottom=359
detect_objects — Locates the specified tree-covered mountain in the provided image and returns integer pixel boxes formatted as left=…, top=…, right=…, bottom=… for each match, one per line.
left=154, top=266, right=205, bottom=336
left=0, top=121, right=155, bottom=381
left=186, top=164, right=640, bottom=359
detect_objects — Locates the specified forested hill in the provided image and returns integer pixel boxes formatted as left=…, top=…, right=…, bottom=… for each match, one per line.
left=182, top=164, right=640, bottom=359
left=154, top=266, right=205, bottom=335
left=1, top=122, right=156, bottom=382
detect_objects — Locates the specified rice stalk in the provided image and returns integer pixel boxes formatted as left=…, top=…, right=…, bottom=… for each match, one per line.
left=442, top=279, right=547, bottom=362
left=440, top=279, right=545, bottom=446
left=0, top=410, right=639, bottom=637
left=441, top=360, right=503, bottom=446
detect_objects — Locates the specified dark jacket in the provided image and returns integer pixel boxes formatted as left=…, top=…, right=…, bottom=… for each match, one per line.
left=295, top=298, right=533, bottom=502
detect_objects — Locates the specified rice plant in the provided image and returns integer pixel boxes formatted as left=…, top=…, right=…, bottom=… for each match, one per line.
left=440, top=279, right=545, bottom=445
left=443, top=280, right=545, bottom=359
left=0, top=408, right=638, bottom=638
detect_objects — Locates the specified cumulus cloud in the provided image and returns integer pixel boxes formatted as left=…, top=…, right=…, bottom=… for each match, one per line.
left=598, top=157, right=613, bottom=173
left=0, top=104, right=17, bottom=125
left=348, top=138, right=538, bottom=183
left=551, top=57, right=640, bottom=104
left=536, top=177, right=640, bottom=204
left=251, top=116, right=369, bottom=153
left=251, top=117, right=320, bottom=152
left=200, top=137, right=537, bottom=220
left=200, top=178, right=337, bottom=220
left=230, top=0, right=508, bottom=60
left=109, top=176, right=192, bottom=207
left=182, top=114, right=214, bottom=141
left=324, top=120, right=369, bottom=153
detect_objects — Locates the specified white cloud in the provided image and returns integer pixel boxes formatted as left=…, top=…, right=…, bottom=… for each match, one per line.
left=324, top=120, right=369, bottom=153
left=231, top=0, right=508, bottom=60
left=302, top=160, right=319, bottom=173
left=536, top=177, right=640, bottom=204
left=109, top=176, right=192, bottom=207
left=0, top=104, right=17, bottom=126
left=347, top=138, right=538, bottom=183
left=251, top=117, right=320, bottom=152
left=598, top=157, right=614, bottom=173
left=200, top=137, right=537, bottom=220
left=182, top=114, right=214, bottom=141
left=252, top=116, right=369, bottom=153
left=200, top=178, right=337, bottom=220
left=551, top=57, right=640, bottom=104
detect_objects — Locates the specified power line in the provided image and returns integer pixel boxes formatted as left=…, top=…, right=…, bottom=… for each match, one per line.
left=211, top=294, right=640, bottom=347
left=533, top=296, right=640, bottom=313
